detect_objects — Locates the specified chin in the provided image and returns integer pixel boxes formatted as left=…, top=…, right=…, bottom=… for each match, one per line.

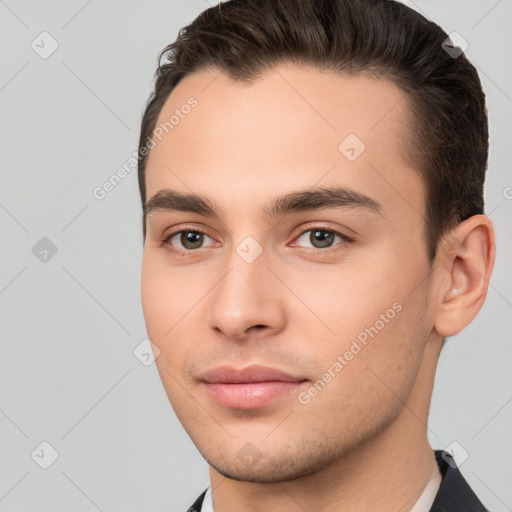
left=199, top=441, right=348, bottom=483
left=207, top=459, right=322, bottom=483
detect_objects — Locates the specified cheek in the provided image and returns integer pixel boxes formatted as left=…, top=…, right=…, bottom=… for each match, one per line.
left=293, top=249, right=430, bottom=391
left=141, top=253, right=198, bottom=337
left=286, top=258, right=403, bottom=344
left=141, top=258, right=169, bottom=339
left=141, top=256, right=187, bottom=370
left=296, top=294, right=428, bottom=443
left=141, top=259, right=194, bottom=413
left=141, top=254, right=208, bottom=377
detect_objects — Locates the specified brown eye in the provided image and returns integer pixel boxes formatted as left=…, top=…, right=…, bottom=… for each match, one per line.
left=164, top=230, right=214, bottom=252
left=180, top=231, right=204, bottom=249
left=295, top=228, right=350, bottom=250
left=310, top=230, right=336, bottom=248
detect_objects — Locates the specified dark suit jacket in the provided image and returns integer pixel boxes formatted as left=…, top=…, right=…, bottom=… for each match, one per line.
left=186, top=450, right=489, bottom=511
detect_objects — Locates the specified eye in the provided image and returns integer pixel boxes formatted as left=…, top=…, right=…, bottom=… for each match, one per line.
left=161, top=225, right=352, bottom=256
left=293, top=228, right=352, bottom=250
left=163, top=229, right=216, bottom=252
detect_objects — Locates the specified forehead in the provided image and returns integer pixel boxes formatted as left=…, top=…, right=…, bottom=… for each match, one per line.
left=144, top=63, right=424, bottom=221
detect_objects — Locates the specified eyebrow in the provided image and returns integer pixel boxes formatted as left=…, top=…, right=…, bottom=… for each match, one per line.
left=144, top=186, right=382, bottom=220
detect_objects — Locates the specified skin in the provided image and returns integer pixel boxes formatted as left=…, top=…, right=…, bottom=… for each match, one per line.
left=140, top=63, right=495, bottom=512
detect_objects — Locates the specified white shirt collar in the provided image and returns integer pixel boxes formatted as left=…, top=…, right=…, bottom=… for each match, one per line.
left=200, top=487, right=215, bottom=512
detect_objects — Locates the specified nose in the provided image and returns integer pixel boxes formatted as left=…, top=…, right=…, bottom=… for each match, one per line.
left=207, top=246, right=287, bottom=342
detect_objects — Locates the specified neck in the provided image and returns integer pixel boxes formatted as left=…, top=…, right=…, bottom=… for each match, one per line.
left=209, top=337, right=442, bottom=512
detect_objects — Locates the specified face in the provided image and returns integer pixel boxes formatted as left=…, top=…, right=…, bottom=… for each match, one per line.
left=141, top=64, right=438, bottom=482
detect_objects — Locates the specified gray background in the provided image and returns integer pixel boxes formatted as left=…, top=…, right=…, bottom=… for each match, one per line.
left=0, top=0, right=511, bottom=511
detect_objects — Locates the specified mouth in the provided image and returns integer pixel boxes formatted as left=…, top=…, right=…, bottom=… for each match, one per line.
left=198, top=364, right=308, bottom=409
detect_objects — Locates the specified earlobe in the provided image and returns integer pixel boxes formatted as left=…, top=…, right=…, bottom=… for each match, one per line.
left=434, top=215, right=495, bottom=338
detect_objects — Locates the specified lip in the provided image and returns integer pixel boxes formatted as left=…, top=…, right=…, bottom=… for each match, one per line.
left=198, top=365, right=308, bottom=409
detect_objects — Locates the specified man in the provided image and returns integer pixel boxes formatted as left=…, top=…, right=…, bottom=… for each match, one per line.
left=137, top=0, right=495, bottom=510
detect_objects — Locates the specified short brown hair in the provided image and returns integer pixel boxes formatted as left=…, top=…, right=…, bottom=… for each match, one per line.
left=138, top=0, right=488, bottom=260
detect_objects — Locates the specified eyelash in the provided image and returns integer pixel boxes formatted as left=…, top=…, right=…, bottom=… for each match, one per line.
left=161, top=224, right=354, bottom=257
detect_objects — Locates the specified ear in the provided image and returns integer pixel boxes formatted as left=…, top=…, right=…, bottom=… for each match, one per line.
left=434, top=214, right=495, bottom=338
